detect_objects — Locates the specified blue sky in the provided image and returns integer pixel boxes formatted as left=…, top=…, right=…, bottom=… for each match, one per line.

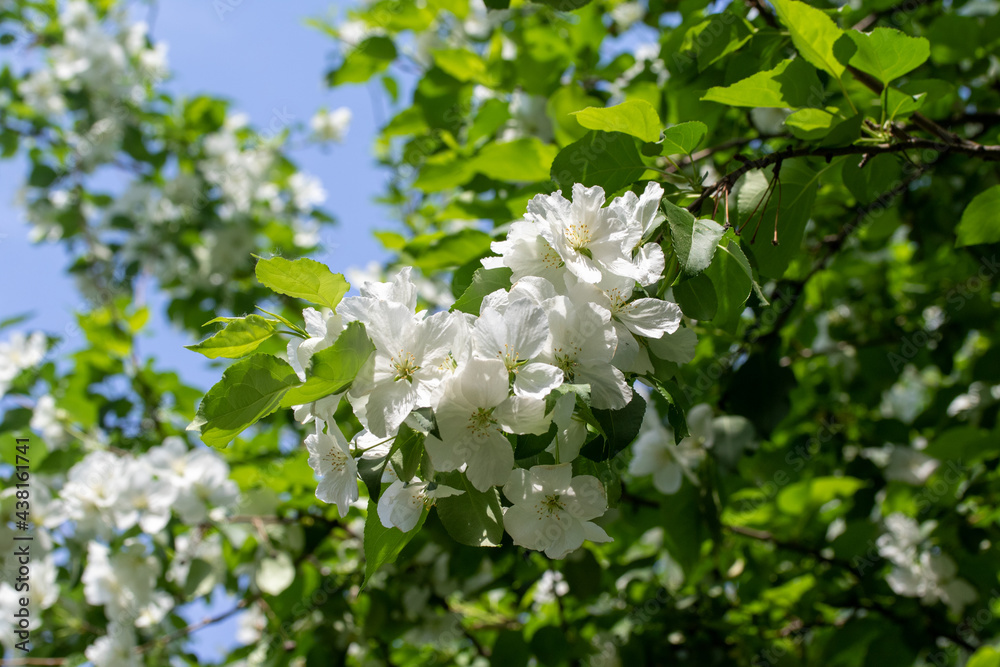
left=0, top=0, right=393, bottom=390
left=0, top=0, right=396, bottom=660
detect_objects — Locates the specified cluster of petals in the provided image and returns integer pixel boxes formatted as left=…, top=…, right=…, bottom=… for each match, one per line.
left=297, top=182, right=695, bottom=558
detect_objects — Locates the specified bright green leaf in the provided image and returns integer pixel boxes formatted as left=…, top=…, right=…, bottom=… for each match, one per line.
left=956, top=185, right=1000, bottom=247
left=189, top=354, right=300, bottom=449
left=572, top=99, right=662, bottom=143
left=702, top=58, right=824, bottom=109
left=771, top=0, right=847, bottom=80
left=186, top=315, right=276, bottom=360
left=255, top=257, right=350, bottom=311
left=661, top=121, right=708, bottom=156
left=280, top=321, right=375, bottom=407
left=452, top=267, right=513, bottom=315
left=833, top=28, right=930, bottom=85
left=664, top=199, right=726, bottom=275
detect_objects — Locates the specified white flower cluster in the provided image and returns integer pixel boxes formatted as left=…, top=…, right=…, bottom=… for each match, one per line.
left=0, top=331, right=46, bottom=399
left=58, top=437, right=239, bottom=539
left=876, top=513, right=977, bottom=615
left=18, top=1, right=167, bottom=119
left=295, top=183, right=695, bottom=558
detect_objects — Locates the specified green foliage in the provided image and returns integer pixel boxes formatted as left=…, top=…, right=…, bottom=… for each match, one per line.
left=190, top=354, right=300, bottom=448
left=186, top=314, right=277, bottom=359
left=254, top=256, right=350, bottom=311
left=955, top=185, right=1000, bottom=247
left=572, top=99, right=662, bottom=143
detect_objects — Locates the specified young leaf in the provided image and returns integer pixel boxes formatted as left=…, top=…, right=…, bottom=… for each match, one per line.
left=280, top=321, right=375, bottom=407
left=661, top=121, right=708, bottom=156
left=255, top=257, right=350, bottom=311
left=572, top=99, right=662, bottom=143
left=189, top=354, right=301, bottom=449
left=186, top=314, right=276, bottom=359
left=362, top=499, right=427, bottom=589
left=435, top=471, right=504, bottom=547
left=550, top=131, right=648, bottom=194
left=452, top=267, right=513, bottom=315
left=664, top=199, right=726, bottom=275
left=472, top=137, right=558, bottom=183
left=784, top=108, right=838, bottom=140
left=771, top=0, right=847, bottom=80
left=328, top=36, right=397, bottom=86
left=955, top=185, right=1000, bottom=247
left=702, top=58, right=823, bottom=109
left=833, top=28, right=930, bottom=86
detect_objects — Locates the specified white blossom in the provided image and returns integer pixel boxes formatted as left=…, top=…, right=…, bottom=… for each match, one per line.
left=306, top=420, right=360, bottom=516
left=377, top=478, right=463, bottom=532
left=310, top=107, right=352, bottom=142
left=502, top=464, right=611, bottom=558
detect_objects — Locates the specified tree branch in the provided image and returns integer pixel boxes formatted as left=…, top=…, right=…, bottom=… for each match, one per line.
left=850, top=0, right=935, bottom=32
left=685, top=137, right=999, bottom=215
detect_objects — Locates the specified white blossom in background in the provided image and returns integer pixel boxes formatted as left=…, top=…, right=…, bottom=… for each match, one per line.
left=0, top=331, right=46, bottom=398
left=83, top=540, right=172, bottom=627
left=110, top=458, right=178, bottom=533
left=0, top=555, right=58, bottom=649
left=611, top=1, right=645, bottom=30
left=860, top=443, right=940, bottom=485
left=503, top=464, right=611, bottom=558
left=629, top=397, right=705, bottom=495
left=84, top=622, right=141, bottom=667
left=876, top=513, right=977, bottom=615
left=310, top=107, right=352, bottom=143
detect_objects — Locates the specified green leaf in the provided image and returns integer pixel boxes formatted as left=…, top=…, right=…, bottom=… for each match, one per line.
left=736, top=159, right=820, bottom=279
left=328, top=36, right=397, bottom=86
left=664, top=200, right=726, bottom=275
left=967, top=647, right=1000, bottom=667
left=452, top=267, right=512, bottom=315
left=702, top=58, right=824, bottom=109
left=389, top=423, right=424, bottom=482
left=407, top=229, right=493, bottom=272
left=674, top=274, right=718, bottom=321
left=280, top=321, right=375, bottom=407
left=255, top=257, right=350, bottom=310
left=841, top=153, right=902, bottom=205
left=784, top=108, right=838, bottom=140
left=432, top=48, right=490, bottom=83
left=956, top=185, right=1000, bottom=247
left=650, top=377, right=691, bottom=443
left=771, top=0, right=847, bottom=80
left=659, top=479, right=703, bottom=574
left=579, top=391, right=646, bottom=462
left=29, top=164, right=59, bottom=187
left=550, top=131, right=648, bottom=194
left=363, top=499, right=427, bottom=588
left=435, top=471, right=505, bottom=547
left=661, top=121, right=708, bottom=156
left=472, top=138, right=558, bottom=182
left=833, top=28, right=930, bottom=85
left=185, top=315, right=276, bottom=359
left=189, top=354, right=300, bottom=449
left=704, top=237, right=752, bottom=332
left=572, top=99, right=662, bottom=143
left=776, top=476, right=865, bottom=515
